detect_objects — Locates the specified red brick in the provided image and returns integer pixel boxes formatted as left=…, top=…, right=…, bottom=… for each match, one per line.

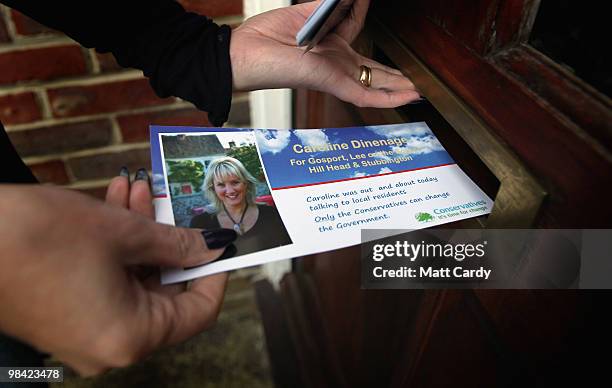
left=117, top=107, right=211, bottom=143
left=96, top=52, right=122, bottom=72
left=116, top=98, right=249, bottom=142
left=179, top=0, right=242, bottom=18
left=0, top=14, right=10, bottom=43
left=8, top=119, right=113, bottom=157
left=0, top=45, right=87, bottom=85
left=47, top=78, right=173, bottom=118
left=28, top=160, right=70, bottom=184
left=67, top=148, right=151, bottom=180
left=0, top=92, right=42, bottom=125
left=10, top=10, right=58, bottom=36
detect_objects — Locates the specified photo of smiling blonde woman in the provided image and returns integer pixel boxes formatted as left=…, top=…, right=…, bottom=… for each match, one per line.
left=190, top=157, right=292, bottom=258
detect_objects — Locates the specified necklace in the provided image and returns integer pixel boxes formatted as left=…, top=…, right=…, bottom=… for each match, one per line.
left=223, top=204, right=248, bottom=235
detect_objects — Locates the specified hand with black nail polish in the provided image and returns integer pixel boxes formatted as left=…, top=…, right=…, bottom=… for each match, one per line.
left=202, top=229, right=238, bottom=250
left=0, top=167, right=237, bottom=376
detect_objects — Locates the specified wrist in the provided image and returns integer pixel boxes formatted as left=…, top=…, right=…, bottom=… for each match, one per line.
left=229, top=26, right=251, bottom=92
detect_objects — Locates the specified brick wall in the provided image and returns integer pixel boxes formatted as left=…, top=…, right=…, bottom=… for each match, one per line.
left=0, top=1, right=248, bottom=198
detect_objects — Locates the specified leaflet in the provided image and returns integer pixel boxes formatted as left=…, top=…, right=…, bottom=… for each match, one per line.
left=150, top=123, right=494, bottom=284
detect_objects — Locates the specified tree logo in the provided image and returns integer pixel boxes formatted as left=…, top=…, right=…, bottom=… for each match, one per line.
left=415, top=212, right=434, bottom=222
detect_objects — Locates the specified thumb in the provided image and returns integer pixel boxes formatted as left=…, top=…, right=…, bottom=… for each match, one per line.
left=121, top=219, right=238, bottom=268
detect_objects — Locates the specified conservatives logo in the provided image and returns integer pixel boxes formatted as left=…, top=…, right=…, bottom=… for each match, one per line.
left=415, top=212, right=434, bottom=223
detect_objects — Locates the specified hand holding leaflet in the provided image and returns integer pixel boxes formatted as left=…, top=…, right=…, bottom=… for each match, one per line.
left=231, top=0, right=419, bottom=109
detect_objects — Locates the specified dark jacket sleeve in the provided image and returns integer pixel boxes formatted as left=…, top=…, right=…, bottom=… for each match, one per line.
left=1, top=0, right=232, bottom=126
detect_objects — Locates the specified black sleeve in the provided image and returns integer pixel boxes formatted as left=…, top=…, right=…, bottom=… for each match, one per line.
left=0, top=124, right=37, bottom=183
left=1, top=0, right=232, bottom=126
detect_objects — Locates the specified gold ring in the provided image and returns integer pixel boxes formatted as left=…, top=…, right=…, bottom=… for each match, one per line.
left=359, top=65, right=372, bottom=88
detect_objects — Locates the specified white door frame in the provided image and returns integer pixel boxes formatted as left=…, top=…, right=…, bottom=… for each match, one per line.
left=244, top=0, right=293, bottom=287
left=244, top=0, right=293, bottom=131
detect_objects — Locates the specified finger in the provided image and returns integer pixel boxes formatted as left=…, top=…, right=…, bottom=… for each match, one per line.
left=342, top=81, right=421, bottom=108
left=149, top=272, right=229, bottom=347
left=129, top=169, right=154, bottom=219
left=153, top=283, right=186, bottom=297
left=167, top=272, right=229, bottom=344
left=362, top=58, right=404, bottom=76
left=355, top=56, right=415, bottom=90
left=133, top=266, right=185, bottom=299
left=359, top=88, right=421, bottom=108
left=329, top=70, right=419, bottom=108
left=105, top=174, right=130, bottom=209
left=123, top=221, right=237, bottom=268
left=143, top=271, right=186, bottom=296
left=364, top=67, right=417, bottom=92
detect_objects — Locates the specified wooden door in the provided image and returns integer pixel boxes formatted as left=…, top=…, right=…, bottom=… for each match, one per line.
left=258, top=2, right=611, bottom=387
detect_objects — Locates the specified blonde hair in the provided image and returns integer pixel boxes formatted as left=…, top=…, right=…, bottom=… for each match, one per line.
left=203, top=157, right=258, bottom=213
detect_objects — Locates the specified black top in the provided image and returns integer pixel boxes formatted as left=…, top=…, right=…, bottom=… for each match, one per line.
left=0, top=0, right=232, bottom=372
left=190, top=205, right=293, bottom=257
left=0, top=123, right=38, bottom=184
left=1, top=0, right=232, bottom=184
left=1, top=0, right=232, bottom=127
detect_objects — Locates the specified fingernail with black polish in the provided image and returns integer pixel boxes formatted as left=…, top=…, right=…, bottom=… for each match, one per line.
left=120, top=166, right=129, bottom=177
left=135, top=168, right=149, bottom=183
left=408, top=97, right=427, bottom=105
left=202, top=228, right=237, bottom=249
left=184, top=244, right=237, bottom=269
left=216, top=244, right=237, bottom=261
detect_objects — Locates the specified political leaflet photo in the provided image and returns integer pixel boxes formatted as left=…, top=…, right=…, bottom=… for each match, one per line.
left=151, top=123, right=494, bottom=284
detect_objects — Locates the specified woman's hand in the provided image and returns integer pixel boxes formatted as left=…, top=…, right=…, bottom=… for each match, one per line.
left=231, top=0, right=420, bottom=108
left=0, top=171, right=234, bottom=375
